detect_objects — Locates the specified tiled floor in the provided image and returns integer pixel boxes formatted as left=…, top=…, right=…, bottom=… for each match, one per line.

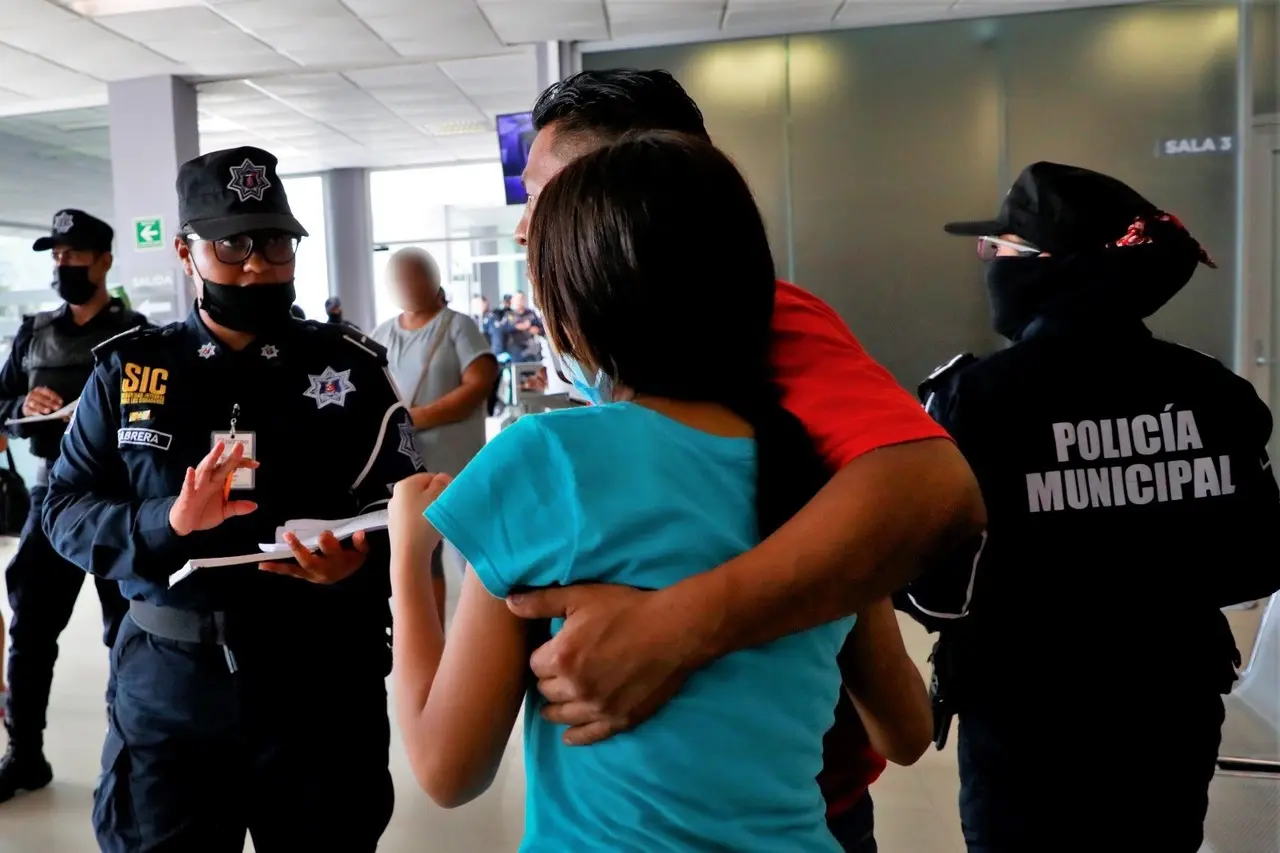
left=0, top=533, right=1263, bottom=853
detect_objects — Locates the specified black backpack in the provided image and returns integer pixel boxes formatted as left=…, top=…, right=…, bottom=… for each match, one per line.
left=0, top=448, right=31, bottom=537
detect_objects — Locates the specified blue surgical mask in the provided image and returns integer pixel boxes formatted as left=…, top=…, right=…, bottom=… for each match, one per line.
left=560, top=354, right=613, bottom=405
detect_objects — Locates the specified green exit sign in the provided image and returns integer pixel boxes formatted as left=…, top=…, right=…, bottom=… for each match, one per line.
left=133, top=217, right=163, bottom=250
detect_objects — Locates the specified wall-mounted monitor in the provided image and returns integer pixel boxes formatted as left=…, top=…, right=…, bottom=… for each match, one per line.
left=496, top=112, right=535, bottom=206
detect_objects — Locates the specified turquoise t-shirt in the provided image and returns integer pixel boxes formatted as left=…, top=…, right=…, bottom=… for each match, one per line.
left=426, top=403, right=851, bottom=853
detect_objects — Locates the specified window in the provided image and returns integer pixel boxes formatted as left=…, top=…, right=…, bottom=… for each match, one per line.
left=281, top=175, right=330, bottom=321
left=369, top=163, right=528, bottom=329
left=0, top=229, right=63, bottom=340
left=370, top=163, right=506, bottom=245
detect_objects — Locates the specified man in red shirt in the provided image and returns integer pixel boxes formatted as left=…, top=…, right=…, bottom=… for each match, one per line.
left=507, top=69, right=982, bottom=847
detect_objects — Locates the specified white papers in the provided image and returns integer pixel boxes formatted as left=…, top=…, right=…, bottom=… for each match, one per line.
left=167, top=509, right=390, bottom=588
left=264, top=509, right=388, bottom=552
left=6, top=398, right=77, bottom=425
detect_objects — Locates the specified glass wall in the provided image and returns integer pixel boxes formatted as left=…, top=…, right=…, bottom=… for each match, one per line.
left=585, top=1, right=1242, bottom=385
left=281, top=174, right=331, bottom=321
left=369, top=163, right=525, bottom=328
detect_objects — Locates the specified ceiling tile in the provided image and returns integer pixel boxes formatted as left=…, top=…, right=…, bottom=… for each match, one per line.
left=478, top=1, right=610, bottom=42
left=0, top=0, right=82, bottom=28
left=213, top=0, right=354, bottom=31
left=606, top=3, right=723, bottom=37
left=724, top=0, right=841, bottom=29
left=0, top=45, right=105, bottom=98
left=95, top=6, right=243, bottom=40
left=341, top=0, right=426, bottom=13
left=833, top=1, right=954, bottom=25
left=345, top=63, right=453, bottom=89
left=42, top=39, right=187, bottom=80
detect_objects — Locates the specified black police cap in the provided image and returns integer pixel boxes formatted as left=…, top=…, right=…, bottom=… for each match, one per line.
left=944, top=162, right=1158, bottom=255
left=32, top=209, right=113, bottom=253
left=177, top=146, right=308, bottom=241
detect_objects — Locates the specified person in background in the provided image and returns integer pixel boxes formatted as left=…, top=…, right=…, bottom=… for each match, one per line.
left=499, top=291, right=543, bottom=364
left=0, top=209, right=144, bottom=803
left=471, top=295, right=497, bottom=342
left=371, top=248, right=497, bottom=626
left=502, top=69, right=983, bottom=824
left=388, top=131, right=853, bottom=851
left=902, top=162, right=1280, bottom=853
left=324, top=296, right=355, bottom=329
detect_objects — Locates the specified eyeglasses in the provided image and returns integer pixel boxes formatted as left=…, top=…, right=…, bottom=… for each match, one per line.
left=977, top=236, right=1041, bottom=261
left=187, top=231, right=300, bottom=266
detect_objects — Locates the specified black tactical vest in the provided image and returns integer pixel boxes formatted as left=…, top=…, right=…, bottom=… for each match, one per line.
left=25, top=301, right=143, bottom=460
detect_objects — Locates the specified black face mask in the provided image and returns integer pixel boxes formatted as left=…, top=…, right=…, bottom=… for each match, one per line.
left=199, top=278, right=297, bottom=335
left=54, top=264, right=98, bottom=306
left=984, top=257, right=1061, bottom=341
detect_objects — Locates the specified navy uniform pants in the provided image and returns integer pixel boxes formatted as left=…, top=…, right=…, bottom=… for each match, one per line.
left=957, top=692, right=1223, bottom=853
left=96, top=615, right=394, bottom=853
left=5, top=483, right=127, bottom=747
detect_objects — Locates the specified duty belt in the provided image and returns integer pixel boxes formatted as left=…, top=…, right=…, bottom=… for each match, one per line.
left=128, top=600, right=239, bottom=672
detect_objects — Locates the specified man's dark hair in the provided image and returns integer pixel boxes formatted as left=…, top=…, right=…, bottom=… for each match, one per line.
left=531, top=69, right=710, bottom=144
left=527, top=130, right=828, bottom=539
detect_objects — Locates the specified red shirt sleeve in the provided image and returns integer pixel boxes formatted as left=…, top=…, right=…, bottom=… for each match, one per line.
left=771, top=281, right=951, bottom=469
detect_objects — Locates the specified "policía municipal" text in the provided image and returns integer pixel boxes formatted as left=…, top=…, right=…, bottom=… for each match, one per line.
left=1027, top=405, right=1232, bottom=512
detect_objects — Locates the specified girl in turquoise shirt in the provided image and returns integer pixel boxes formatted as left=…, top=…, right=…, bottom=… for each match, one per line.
left=387, top=131, right=851, bottom=851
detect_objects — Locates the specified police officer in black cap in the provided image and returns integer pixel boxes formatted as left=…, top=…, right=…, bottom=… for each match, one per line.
left=898, top=162, right=1280, bottom=853
left=42, top=147, right=423, bottom=851
left=0, top=209, right=143, bottom=801
left=325, top=295, right=358, bottom=330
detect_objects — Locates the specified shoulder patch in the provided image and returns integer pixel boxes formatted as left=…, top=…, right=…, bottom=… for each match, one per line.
left=91, top=323, right=170, bottom=361
left=300, top=319, right=388, bottom=365
left=917, top=352, right=978, bottom=404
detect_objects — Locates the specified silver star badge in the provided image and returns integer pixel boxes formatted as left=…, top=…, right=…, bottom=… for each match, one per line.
left=52, top=211, right=74, bottom=234
left=260, top=344, right=279, bottom=360
left=226, top=159, right=272, bottom=203
left=397, top=420, right=426, bottom=471
left=198, top=342, right=218, bottom=359
left=303, top=366, right=356, bottom=409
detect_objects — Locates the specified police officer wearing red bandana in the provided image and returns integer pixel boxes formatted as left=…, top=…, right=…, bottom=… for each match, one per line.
left=901, top=162, right=1280, bottom=853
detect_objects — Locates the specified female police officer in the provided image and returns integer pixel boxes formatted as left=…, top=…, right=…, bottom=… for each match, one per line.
left=903, top=162, right=1280, bottom=853
left=41, top=146, right=425, bottom=852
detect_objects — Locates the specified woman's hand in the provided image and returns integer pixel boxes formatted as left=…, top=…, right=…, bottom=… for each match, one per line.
left=390, top=473, right=452, bottom=552
left=168, top=441, right=259, bottom=537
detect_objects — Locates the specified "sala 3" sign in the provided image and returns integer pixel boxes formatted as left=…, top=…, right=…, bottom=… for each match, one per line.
left=1159, top=136, right=1233, bottom=156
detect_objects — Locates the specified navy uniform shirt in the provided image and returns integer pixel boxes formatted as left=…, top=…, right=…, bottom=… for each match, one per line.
left=41, top=308, right=426, bottom=617
left=900, top=319, right=1280, bottom=694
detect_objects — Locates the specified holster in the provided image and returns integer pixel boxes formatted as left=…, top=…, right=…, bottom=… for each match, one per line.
left=928, top=633, right=959, bottom=750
